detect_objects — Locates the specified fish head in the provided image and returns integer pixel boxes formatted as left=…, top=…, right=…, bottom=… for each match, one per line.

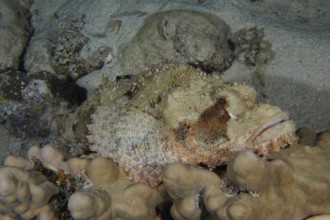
left=164, top=82, right=296, bottom=167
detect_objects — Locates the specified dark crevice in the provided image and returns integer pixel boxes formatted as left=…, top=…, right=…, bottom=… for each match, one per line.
left=157, top=201, right=174, bottom=220
left=17, top=5, right=34, bottom=73
left=116, top=74, right=133, bottom=81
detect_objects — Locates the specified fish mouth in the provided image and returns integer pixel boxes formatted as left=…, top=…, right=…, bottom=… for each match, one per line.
left=245, top=112, right=292, bottom=148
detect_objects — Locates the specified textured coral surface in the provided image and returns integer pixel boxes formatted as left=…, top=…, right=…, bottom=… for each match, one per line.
left=1, top=135, right=329, bottom=220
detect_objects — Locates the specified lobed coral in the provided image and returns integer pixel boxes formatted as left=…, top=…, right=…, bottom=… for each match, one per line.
left=0, top=145, right=165, bottom=219
left=212, top=132, right=330, bottom=220
left=0, top=166, right=58, bottom=220
left=160, top=132, right=330, bottom=220
left=1, top=133, right=329, bottom=220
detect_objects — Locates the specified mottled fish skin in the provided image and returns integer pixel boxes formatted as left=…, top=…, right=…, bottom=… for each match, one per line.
left=88, top=105, right=177, bottom=187
left=87, top=64, right=296, bottom=187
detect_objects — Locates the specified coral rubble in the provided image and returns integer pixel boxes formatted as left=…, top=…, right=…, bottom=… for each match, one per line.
left=50, top=23, right=89, bottom=80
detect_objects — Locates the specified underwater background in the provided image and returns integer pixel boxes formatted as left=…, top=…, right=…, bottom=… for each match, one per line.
left=0, top=0, right=329, bottom=219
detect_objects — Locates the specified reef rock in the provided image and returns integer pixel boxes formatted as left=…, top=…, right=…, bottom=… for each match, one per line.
left=119, top=9, right=273, bottom=76
left=87, top=64, right=296, bottom=187
left=0, top=79, right=64, bottom=141
left=0, top=0, right=31, bottom=72
left=119, top=10, right=234, bottom=75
